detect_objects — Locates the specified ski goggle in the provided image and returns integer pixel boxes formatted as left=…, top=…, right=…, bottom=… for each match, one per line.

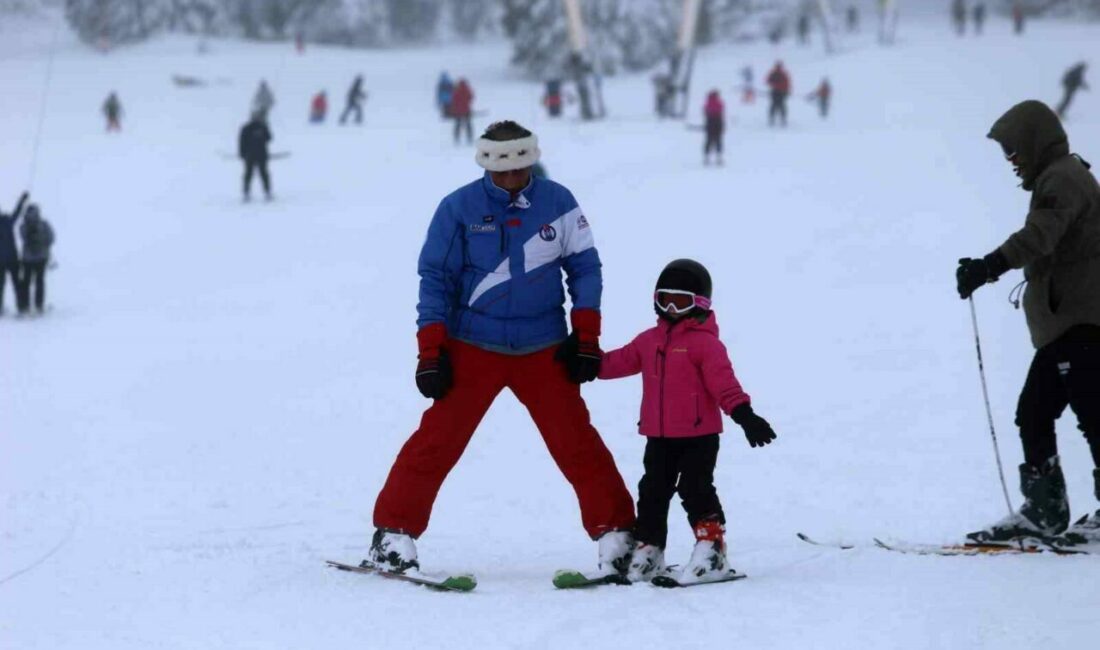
left=654, top=289, right=711, bottom=314
left=999, top=141, right=1019, bottom=164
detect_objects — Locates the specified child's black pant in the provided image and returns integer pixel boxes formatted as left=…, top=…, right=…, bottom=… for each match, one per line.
left=634, top=433, right=724, bottom=548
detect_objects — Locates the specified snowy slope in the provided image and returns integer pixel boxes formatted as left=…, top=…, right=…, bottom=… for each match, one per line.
left=2, top=10, right=1099, bottom=650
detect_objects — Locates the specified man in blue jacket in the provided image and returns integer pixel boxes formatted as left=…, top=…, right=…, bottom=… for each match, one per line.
left=369, top=121, right=636, bottom=576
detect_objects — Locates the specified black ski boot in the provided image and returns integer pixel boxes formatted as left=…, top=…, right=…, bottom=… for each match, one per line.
left=967, top=456, right=1070, bottom=543
left=1063, top=468, right=1100, bottom=546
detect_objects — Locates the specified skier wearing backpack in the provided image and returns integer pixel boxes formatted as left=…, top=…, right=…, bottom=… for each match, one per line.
left=19, top=203, right=54, bottom=314
left=957, top=100, right=1100, bottom=546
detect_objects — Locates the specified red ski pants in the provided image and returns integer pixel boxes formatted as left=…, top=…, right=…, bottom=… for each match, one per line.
left=373, top=340, right=636, bottom=539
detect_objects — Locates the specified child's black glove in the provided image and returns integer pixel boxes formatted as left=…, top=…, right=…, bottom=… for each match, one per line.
left=730, top=404, right=776, bottom=448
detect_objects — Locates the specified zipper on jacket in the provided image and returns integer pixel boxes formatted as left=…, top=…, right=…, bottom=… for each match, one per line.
left=499, top=221, right=506, bottom=252
left=658, top=328, right=672, bottom=437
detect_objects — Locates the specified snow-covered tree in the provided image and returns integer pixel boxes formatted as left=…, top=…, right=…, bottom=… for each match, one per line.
left=65, top=0, right=170, bottom=46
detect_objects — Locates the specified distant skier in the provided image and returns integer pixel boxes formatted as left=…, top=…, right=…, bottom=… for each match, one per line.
left=599, top=259, right=776, bottom=584
left=1012, top=1, right=1025, bottom=35
left=103, top=92, right=122, bottom=132
left=0, top=191, right=28, bottom=316
left=366, top=119, right=636, bottom=578
left=957, top=100, right=1100, bottom=546
left=450, top=78, right=474, bottom=144
left=654, top=74, right=675, bottom=117
left=766, top=61, right=791, bottom=128
left=340, top=75, right=367, bottom=125
left=436, top=71, right=454, bottom=119
left=19, top=203, right=54, bottom=314
left=702, top=90, right=725, bottom=166
left=847, top=5, right=860, bottom=32
left=543, top=79, right=564, bottom=118
left=951, top=0, right=967, bottom=36
left=1056, top=62, right=1089, bottom=119
left=238, top=111, right=273, bottom=202
left=808, top=78, right=832, bottom=118
left=972, top=3, right=986, bottom=36
left=310, top=91, right=327, bottom=124
left=252, top=80, right=274, bottom=118
left=740, top=66, right=755, bottom=104
left=797, top=12, right=811, bottom=45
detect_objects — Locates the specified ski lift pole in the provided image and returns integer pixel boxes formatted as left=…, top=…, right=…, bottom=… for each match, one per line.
left=674, top=0, right=702, bottom=118
left=968, top=297, right=1015, bottom=517
left=28, top=22, right=62, bottom=191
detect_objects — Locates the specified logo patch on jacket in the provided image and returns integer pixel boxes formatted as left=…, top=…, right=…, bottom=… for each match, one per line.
left=539, top=224, right=557, bottom=242
left=577, top=215, right=590, bottom=230
left=470, top=223, right=497, bottom=233
left=482, top=215, right=495, bottom=223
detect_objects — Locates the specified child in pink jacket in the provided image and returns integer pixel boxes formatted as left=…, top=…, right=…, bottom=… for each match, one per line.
left=599, top=259, right=777, bottom=584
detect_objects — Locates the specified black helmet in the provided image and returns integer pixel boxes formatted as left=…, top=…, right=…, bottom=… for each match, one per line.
left=655, top=259, right=712, bottom=299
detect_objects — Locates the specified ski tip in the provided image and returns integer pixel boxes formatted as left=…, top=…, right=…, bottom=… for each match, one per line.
left=552, top=570, right=588, bottom=589
left=440, top=575, right=477, bottom=591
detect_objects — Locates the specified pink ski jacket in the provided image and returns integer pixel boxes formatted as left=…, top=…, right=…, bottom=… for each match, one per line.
left=599, top=312, right=750, bottom=438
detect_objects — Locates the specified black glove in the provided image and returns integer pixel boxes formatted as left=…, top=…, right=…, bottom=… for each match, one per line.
left=730, top=404, right=776, bottom=448
left=415, top=349, right=453, bottom=400
left=956, top=252, right=1008, bottom=300
left=555, top=332, right=602, bottom=384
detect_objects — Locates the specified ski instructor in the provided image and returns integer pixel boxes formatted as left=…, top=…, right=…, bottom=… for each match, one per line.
left=957, top=100, right=1100, bottom=545
left=367, top=120, right=636, bottom=575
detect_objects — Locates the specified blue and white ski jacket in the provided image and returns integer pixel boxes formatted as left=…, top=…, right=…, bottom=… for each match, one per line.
left=417, top=173, right=601, bottom=352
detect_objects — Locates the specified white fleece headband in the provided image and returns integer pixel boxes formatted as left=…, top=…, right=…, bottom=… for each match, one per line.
left=475, top=134, right=541, bottom=172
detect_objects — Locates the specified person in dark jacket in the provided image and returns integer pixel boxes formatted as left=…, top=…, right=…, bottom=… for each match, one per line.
left=951, top=0, right=967, bottom=36
left=103, top=92, right=122, bottom=132
left=1056, top=62, right=1089, bottom=119
left=19, top=203, right=54, bottom=313
left=957, top=100, right=1100, bottom=546
left=238, top=111, right=272, bottom=202
left=340, top=75, right=367, bottom=125
left=972, top=3, right=986, bottom=35
left=0, top=192, right=28, bottom=315
left=766, top=61, right=791, bottom=127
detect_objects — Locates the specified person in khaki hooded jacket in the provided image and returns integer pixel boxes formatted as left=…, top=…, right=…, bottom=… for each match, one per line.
left=957, top=100, right=1100, bottom=546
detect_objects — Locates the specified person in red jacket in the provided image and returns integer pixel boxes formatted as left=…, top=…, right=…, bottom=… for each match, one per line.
left=309, top=91, right=327, bottom=124
left=766, top=61, right=791, bottom=127
left=450, top=78, right=474, bottom=144
left=702, top=90, right=725, bottom=166
left=807, top=77, right=831, bottom=119
left=598, top=259, right=777, bottom=585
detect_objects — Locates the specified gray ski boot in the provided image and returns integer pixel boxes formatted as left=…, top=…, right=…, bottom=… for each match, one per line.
left=596, top=530, right=634, bottom=578
left=626, top=541, right=669, bottom=583
left=365, top=528, right=419, bottom=573
left=1063, top=468, right=1100, bottom=546
left=967, top=456, right=1070, bottom=543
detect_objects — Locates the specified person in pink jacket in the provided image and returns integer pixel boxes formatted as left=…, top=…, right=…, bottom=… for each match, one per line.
left=599, top=259, right=777, bottom=584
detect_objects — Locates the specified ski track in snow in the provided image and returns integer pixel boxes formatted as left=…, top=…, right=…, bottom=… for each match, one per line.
left=1, top=10, right=1098, bottom=650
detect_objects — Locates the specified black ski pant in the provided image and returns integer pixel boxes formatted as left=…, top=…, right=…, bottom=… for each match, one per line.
left=768, top=93, right=788, bottom=127
left=1017, top=325, right=1100, bottom=469
left=818, top=98, right=830, bottom=118
left=243, top=158, right=271, bottom=197
left=340, top=102, right=363, bottom=124
left=634, top=434, right=724, bottom=548
left=0, top=262, right=25, bottom=313
left=453, top=115, right=473, bottom=144
left=21, top=260, right=47, bottom=311
left=704, top=122, right=723, bottom=157
left=1056, top=86, right=1080, bottom=118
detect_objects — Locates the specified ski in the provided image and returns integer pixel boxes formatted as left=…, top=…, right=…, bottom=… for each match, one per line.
left=651, top=571, right=747, bottom=589
left=325, top=560, right=477, bottom=592
left=796, top=532, right=855, bottom=550
left=551, top=569, right=631, bottom=589
left=871, top=538, right=1087, bottom=556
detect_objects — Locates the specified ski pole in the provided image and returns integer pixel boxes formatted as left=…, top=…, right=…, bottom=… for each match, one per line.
left=968, top=297, right=1014, bottom=517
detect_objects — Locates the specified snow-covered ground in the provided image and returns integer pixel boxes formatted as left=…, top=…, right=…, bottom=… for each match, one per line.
left=2, top=10, right=1098, bottom=650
